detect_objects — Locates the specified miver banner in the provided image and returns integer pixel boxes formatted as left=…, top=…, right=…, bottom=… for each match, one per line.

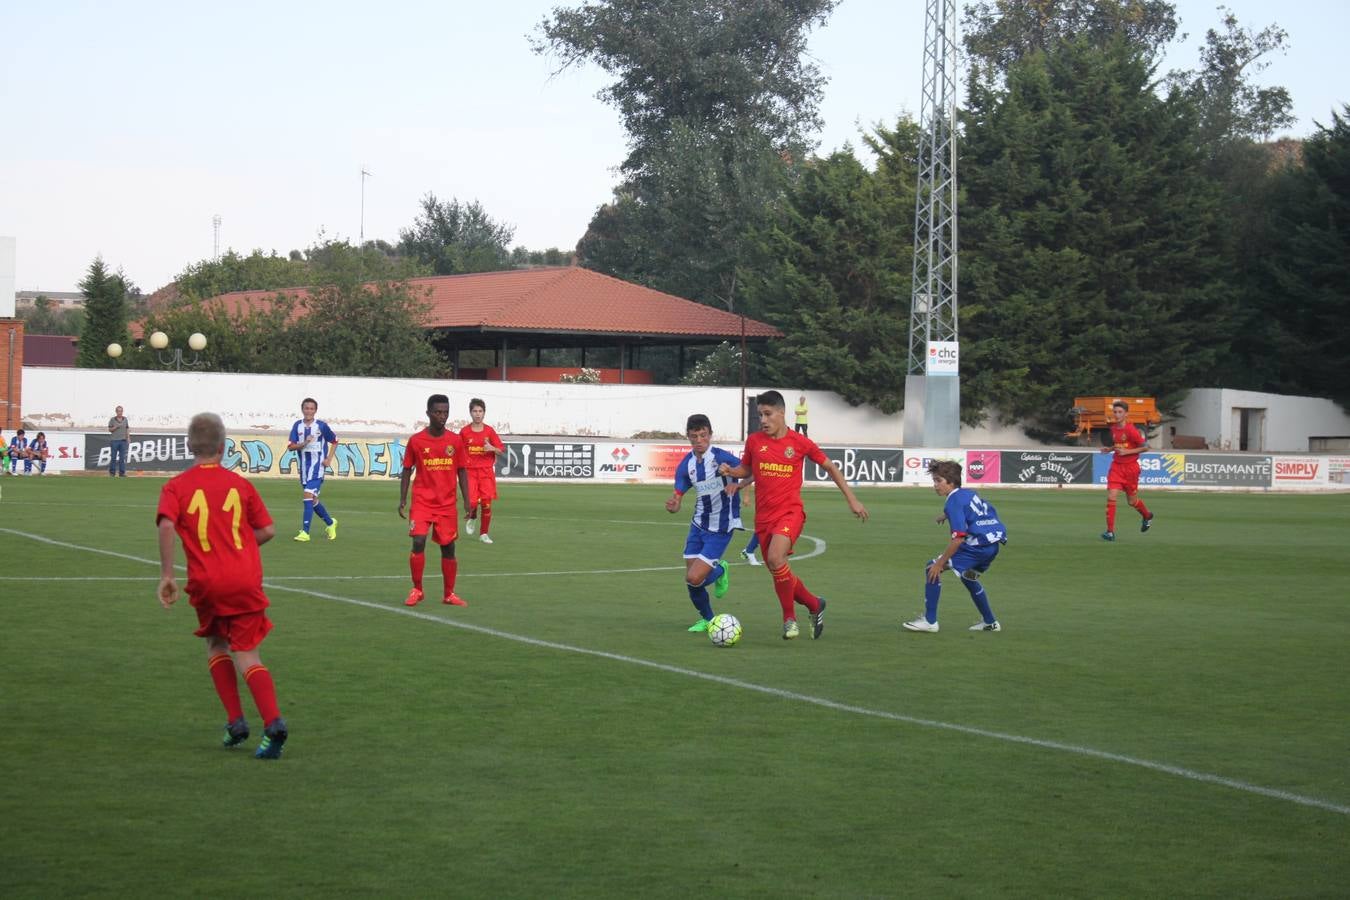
left=495, top=442, right=595, bottom=480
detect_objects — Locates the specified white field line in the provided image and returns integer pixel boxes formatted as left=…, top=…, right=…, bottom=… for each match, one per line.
left=3, top=526, right=1346, bottom=818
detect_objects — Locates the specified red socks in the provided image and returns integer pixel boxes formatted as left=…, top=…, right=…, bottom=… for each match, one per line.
left=441, top=557, right=459, bottom=597
left=208, top=653, right=243, bottom=721
left=1132, top=498, right=1152, bottom=519
left=1106, top=498, right=1117, bottom=531
left=243, top=664, right=281, bottom=726
left=410, top=552, right=425, bottom=589
left=769, top=564, right=820, bottom=619
left=480, top=501, right=492, bottom=535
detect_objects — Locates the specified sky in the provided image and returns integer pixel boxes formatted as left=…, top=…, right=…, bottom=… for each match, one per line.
left=2, top=0, right=1346, bottom=293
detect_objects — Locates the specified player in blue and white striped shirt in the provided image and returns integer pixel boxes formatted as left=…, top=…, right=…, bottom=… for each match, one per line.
left=287, top=397, right=338, bottom=543
left=664, top=414, right=744, bottom=633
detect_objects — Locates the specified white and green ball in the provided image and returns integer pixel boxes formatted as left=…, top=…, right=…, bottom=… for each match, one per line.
left=708, top=613, right=742, bottom=648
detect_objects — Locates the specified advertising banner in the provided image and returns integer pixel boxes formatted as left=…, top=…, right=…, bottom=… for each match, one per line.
left=495, top=442, right=595, bottom=480
left=926, top=341, right=959, bottom=375
left=593, top=442, right=696, bottom=482
left=86, top=433, right=196, bottom=473
left=1001, top=450, right=1093, bottom=485
left=964, top=450, right=1002, bottom=486
left=1181, top=454, right=1271, bottom=487
left=1328, top=456, right=1350, bottom=484
left=1092, top=452, right=1185, bottom=487
left=4, top=431, right=88, bottom=473
left=1272, top=456, right=1329, bottom=487
left=810, top=447, right=904, bottom=484
left=901, top=449, right=964, bottom=484
left=220, top=434, right=406, bottom=479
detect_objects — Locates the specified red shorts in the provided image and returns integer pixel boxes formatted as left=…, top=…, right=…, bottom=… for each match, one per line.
left=756, top=510, right=806, bottom=556
left=194, top=608, right=273, bottom=651
left=409, top=504, right=459, bottom=543
left=467, top=468, right=498, bottom=505
left=1108, top=471, right=1140, bottom=494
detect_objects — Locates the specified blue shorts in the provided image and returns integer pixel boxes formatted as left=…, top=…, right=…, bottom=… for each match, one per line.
left=302, top=475, right=324, bottom=495
left=683, top=524, right=735, bottom=565
left=948, top=543, right=1000, bottom=578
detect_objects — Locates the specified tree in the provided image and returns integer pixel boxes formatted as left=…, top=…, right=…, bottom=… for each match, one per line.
left=1254, top=108, right=1350, bottom=407
left=18, top=295, right=85, bottom=336
left=963, top=0, right=1179, bottom=88
left=741, top=120, right=919, bottom=412
left=536, top=0, right=836, bottom=309
left=175, top=250, right=311, bottom=301
left=76, top=257, right=132, bottom=367
left=397, top=194, right=515, bottom=275
left=959, top=37, right=1228, bottom=432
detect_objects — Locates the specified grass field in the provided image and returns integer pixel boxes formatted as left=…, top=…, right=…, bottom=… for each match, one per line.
left=1, top=475, right=1348, bottom=898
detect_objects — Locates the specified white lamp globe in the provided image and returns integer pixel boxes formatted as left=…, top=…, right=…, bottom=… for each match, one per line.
left=188, top=332, right=207, bottom=352
left=149, top=331, right=170, bottom=350
left=106, top=343, right=123, bottom=359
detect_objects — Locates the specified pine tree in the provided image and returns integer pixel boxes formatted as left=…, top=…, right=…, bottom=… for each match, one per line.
left=76, top=257, right=131, bottom=368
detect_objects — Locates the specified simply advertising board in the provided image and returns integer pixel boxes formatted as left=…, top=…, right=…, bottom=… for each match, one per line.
left=1001, top=450, right=1093, bottom=485
left=1272, top=456, right=1329, bottom=487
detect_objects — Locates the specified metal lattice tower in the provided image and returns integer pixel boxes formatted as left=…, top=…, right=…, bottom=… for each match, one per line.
left=903, top=0, right=960, bottom=446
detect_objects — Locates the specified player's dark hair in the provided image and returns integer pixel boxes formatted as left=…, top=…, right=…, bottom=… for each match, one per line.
left=187, top=412, right=226, bottom=456
left=1112, top=400, right=1128, bottom=411
left=470, top=398, right=486, bottom=412
left=302, top=397, right=318, bottom=408
left=427, top=393, right=449, bottom=410
left=927, top=459, right=963, bottom=487
left=757, top=390, right=786, bottom=410
left=686, top=414, right=712, bottom=433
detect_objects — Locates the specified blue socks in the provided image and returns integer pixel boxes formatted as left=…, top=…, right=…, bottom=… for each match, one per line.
left=687, top=584, right=713, bottom=621
left=923, top=560, right=997, bottom=624
left=314, top=502, right=333, bottom=526
left=698, top=562, right=724, bottom=588
left=964, top=579, right=996, bottom=624
left=302, top=499, right=314, bottom=532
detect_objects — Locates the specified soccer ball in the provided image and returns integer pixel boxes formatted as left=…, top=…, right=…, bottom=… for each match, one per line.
left=708, top=613, right=742, bottom=648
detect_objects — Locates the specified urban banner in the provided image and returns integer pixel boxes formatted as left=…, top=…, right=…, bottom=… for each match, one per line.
left=495, top=442, right=595, bottom=480
left=1001, top=450, right=1093, bottom=485
left=810, top=447, right=904, bottom=484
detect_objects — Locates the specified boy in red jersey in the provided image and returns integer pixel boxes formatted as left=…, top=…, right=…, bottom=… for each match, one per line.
left=459, top=397, right=505, bottom=545
left=398, top=394, right=472, bottom=607
left=1100, top=399, right=1154, bottom=541
left=155, top=412, right=288, bottom=759
left=719, top=390, right=868, bottom=640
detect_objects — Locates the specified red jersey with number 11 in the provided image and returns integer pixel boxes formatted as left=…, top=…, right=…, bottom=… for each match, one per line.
left=156, top=463, right=272, bottom=615
left=740, top=430, right=828, bottom=527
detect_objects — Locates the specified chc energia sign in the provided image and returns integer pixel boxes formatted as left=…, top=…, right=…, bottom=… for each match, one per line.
left=927, top=341, right=959, bottom=375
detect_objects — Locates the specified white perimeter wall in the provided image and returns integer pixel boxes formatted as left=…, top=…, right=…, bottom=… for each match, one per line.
left=22, top=366, right=1045, bottom=447
left=1173, top=388, right=1350, bottom=453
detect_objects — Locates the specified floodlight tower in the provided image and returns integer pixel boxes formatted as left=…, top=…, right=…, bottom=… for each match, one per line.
left=903, top=0, right=960, bottom=447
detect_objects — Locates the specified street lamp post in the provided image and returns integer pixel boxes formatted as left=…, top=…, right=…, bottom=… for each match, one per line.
left=107, top=332, right=208, bottom=370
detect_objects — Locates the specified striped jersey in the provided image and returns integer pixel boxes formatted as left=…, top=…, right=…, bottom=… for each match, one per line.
left=289, top=418, right=338, bottom=483
left=674, top=446, right=745, bottom=534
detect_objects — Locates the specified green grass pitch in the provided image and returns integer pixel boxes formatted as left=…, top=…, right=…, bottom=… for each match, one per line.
left=1, top=476, right=1347, bottom=897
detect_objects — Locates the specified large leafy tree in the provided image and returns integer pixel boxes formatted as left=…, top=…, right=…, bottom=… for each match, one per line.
left=1255, top=108, right=1350, bottom=407
left=959, top=36, right=1228, bottom=432
left=741, top=120, right=918, bottom=411
left=18, top=295, right=85, bottom=336
left=397, top=194, right=515, bottom=275
left=75, top=257, right=132, bottom=367
left=537, top=0, right=837, bottom=308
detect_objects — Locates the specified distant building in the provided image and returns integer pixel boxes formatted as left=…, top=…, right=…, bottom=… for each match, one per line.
left=16, top=290, right=83, bottom=310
